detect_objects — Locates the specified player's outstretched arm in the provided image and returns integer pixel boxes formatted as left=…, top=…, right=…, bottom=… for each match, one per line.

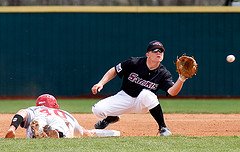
left=5, top=109, right=28, bottom=138
left=168, top=55, right=198, bottom=96
left=167, top=75, right=186, bottom=96
left=91, top=67, right=117, bottom=94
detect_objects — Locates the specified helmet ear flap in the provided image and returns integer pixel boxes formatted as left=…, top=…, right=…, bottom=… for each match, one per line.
left=52, top=102, right=60, bottom=109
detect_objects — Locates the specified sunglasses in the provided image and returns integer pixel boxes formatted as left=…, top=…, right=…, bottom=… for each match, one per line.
left=151, top=49, right=164, bottom=53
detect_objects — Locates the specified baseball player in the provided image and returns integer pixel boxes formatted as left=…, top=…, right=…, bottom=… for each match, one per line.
left=91, top=40, right=187, bottom=136
left=5, top=94, right=120, bottom=138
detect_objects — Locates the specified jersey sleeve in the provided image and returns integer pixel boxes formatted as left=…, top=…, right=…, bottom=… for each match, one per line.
left=115, top=57, right=133, bottom=78
left=21, top=107, right=36, bottom=128
left=158, top=71, right=174, bottom=93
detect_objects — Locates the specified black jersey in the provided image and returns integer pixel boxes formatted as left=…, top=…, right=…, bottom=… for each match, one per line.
left=115, top=57, right=174, bottom=97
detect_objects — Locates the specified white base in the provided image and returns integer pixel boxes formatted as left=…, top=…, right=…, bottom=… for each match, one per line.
left=89, top=129, right=120, bottom=137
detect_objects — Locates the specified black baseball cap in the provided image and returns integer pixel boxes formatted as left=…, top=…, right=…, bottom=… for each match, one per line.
left=146, top=40, right=165, bottom=52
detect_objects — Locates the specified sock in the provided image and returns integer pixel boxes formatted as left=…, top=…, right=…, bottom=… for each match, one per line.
left=149, top=104, right=166, bottom=129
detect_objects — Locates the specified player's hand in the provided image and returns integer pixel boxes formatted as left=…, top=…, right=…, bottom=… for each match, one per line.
left=5, top=128, right=16, bottom=138
left=91, top=83, right=103, bottom=95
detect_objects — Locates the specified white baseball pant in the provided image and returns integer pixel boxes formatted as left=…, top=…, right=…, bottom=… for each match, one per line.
left=92, top=89, right=159, bottom=119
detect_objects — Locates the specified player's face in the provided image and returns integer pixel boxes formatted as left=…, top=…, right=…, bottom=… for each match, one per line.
left=147, top=49, right=164, bottom=62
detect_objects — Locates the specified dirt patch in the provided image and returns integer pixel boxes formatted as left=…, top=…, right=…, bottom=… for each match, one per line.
left=1, top=114, right=240, bottom=138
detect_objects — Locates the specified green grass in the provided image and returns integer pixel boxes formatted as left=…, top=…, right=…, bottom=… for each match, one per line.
left=161, top=99, right=240, bottom=114
left=1, top=136, right=240, bottom=152
left=0, top=98, right=240, bottom=114
left=1, top=98, right=240, bottom=152
left=0, top=99, right=97, bottom=113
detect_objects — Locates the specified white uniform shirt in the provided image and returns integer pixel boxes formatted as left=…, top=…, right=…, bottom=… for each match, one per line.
left=22, top=106, right=84, bottom=138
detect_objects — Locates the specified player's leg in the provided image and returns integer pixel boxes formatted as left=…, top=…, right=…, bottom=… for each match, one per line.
left=136, top=89, right=172, bottom=136
left=92, top=90, right=134, bottom=129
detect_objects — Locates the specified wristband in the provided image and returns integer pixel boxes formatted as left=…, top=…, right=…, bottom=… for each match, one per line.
left=179, top=75, right=187, bottom=82
left=10, top=114, right=24, bottom=129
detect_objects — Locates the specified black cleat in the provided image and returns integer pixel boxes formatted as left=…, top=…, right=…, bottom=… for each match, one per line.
left=94, top=119, right=109, bottom=129
left=94, top=116, right=120, bottom=129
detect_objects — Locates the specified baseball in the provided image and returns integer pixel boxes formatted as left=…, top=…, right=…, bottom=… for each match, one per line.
left=226, top=55, right=235, bottom=63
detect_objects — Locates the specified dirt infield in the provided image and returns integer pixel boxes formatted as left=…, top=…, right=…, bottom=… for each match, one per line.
left=1, top=114, right=240, bottom=138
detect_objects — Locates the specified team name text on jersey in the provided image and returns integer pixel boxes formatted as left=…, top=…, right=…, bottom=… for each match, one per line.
left=128, top=72, right=158, bottom=90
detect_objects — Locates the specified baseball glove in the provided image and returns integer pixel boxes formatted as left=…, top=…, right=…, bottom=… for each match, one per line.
left=43, top=125, right=60, bottom=138
left=176, top=55, right=198, bottom=79
left=30, top=120, right=48, bottom=138
left=30, top=120, right=59, bottom=138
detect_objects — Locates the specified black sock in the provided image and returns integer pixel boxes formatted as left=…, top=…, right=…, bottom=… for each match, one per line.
left=149, top=104, right=166, bottom=129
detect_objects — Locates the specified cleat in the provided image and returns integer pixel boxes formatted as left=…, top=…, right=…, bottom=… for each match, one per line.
left=94, top=119, right=109, bottom=129
left=94, top=116, right=119, bottom=129
left=159, top=127, right=172, bottom=136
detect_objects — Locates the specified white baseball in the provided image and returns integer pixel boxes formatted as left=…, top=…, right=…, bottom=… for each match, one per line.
left=226, top=55, right=235, bottom=63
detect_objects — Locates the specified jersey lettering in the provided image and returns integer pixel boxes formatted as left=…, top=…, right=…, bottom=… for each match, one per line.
left=39, top=108, right=67, bottom=119
left=54, top=110, right=67, bottom=119
left=128, top=72, right=138, bottom=81
left=145, top=81, right=155, bottom=88
left=128, top=72, right=158, bottom=90
left=39, top=109, right=51, bottom=116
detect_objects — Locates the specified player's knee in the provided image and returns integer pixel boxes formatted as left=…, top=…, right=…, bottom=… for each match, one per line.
left=138, top=89, right=159, bottom=109
left=139, top=89, right=158, bottom=101
left=92, top=105, right=107, bottom=118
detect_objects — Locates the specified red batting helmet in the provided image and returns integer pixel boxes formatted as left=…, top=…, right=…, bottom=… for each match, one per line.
left=36, top=94, right=60, bottom=109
